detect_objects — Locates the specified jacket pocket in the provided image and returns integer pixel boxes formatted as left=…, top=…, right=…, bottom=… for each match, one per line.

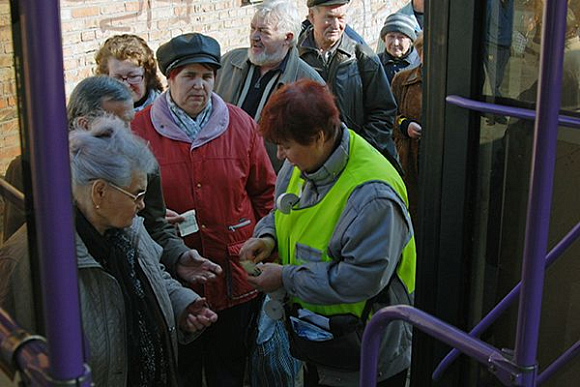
left=226, top=241, right=258, bottom=301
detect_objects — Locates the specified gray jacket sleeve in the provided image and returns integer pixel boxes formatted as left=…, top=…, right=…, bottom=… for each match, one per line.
left=281, top=182, right=412, bottom=305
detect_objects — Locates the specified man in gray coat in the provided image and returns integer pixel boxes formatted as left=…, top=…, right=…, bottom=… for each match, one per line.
left=215, top=0, right=324, bottom=172
left=300, top=0, right=402, bottom=173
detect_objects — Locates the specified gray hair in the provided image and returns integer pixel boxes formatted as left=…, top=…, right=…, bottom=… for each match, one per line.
left=67, top=76, right=132, bottom=127
left=255, top=0, right=301, bottom=46
left=69, top=115, right=156, bottom=188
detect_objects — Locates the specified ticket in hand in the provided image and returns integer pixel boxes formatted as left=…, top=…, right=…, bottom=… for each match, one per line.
left=177, top=209, right=199, bottom=237
left=240, top=260, right=262, bottom=276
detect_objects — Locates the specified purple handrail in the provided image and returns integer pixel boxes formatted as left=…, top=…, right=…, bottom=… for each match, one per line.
left=0, top=309, right=50, bottom=386
left=17, top=0, right=91, bottom=385
left=445, top=95, right=580, bottom=128
left=360, top=306, right=517, bottom=386
left=514, top=0, right=567, bottom=376
left=537, top=339, right=580, bottom=385
left=433, top=221, right=580, bottom=380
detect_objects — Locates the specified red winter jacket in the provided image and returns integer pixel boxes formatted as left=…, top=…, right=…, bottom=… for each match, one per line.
left=132, top=92, right=275, bottom=311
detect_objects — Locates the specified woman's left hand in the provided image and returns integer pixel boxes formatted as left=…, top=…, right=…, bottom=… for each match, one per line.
left=180, top=297, right=218, bottom=333
left=246, top=263, right=283, bottom=293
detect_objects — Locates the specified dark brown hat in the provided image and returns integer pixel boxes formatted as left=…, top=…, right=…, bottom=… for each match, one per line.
left=307, top=0, right=351, bottom=7
left=156, top=33, right=221, bottom=76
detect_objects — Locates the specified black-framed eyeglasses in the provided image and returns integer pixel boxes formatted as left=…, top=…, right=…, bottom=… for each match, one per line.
left=113, top=74, right=144, bottom=85
left=108, top=182, right=146, bottom=203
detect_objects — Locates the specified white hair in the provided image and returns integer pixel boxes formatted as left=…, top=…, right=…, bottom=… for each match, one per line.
left=69, top=115, right=156, bottom=188
left=254, top=0, right=301, bottom=46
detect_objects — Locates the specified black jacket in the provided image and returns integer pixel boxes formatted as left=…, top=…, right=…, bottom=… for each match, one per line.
left=298, top=27, right=402, bottom=173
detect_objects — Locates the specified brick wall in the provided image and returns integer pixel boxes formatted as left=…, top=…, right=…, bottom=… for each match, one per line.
left=0, top=0, right=407, bottom=175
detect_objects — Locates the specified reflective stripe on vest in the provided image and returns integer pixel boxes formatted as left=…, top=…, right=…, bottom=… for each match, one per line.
left=275, top=130, right=416, bottom=318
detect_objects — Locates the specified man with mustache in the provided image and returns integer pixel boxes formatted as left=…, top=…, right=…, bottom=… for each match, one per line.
left=215, top=0, right=323, bottom=173
left=299, top=0, right=402, bottom=174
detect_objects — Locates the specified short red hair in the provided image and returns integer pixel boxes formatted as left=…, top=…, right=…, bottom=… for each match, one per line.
left=259, top=79, right=341, bottom=146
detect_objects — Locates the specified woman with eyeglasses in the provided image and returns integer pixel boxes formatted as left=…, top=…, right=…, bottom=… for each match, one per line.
left=0, top=116, right=218, bottom=387
left=95, top=34, right=163, bottom=112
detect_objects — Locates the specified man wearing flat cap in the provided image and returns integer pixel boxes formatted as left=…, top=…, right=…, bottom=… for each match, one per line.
left=299, top=0, right=403, bottom=175
left=378, top=13, right=421, bottom=83
left=131, top=32, right=276, bottom=387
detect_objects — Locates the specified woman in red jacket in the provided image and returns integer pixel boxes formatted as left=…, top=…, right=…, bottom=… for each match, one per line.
left=131, top=33, right=276, bottom=387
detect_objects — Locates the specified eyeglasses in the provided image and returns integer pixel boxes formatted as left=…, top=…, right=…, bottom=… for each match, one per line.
left=108, top=182, right=146, bottom=203
left=112, top=74, right=144, bottom=85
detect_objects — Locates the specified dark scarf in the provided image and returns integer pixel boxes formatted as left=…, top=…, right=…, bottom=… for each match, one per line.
left=75, top=207, right=174, bottom=386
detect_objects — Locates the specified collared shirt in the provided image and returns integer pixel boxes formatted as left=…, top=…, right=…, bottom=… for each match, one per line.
left=241, top=52, right=290, bottom=119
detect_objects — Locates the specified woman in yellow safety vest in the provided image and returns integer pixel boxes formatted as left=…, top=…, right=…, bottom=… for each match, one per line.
left=240, top=79, right=416, bottom=387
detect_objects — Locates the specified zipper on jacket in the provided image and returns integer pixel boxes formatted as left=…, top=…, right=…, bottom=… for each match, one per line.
left=227, top=218, right=251, bottom=231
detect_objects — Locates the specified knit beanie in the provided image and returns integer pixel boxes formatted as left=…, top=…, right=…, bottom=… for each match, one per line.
left=380, top=13, right=417, bottom=41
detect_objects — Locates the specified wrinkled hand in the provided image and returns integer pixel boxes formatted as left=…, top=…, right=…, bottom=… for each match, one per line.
left=166, top=208, right=185, bottom=225
left=239, top=237, right=275, bottom=263
left=246, top=263, right=283, bottom=293
left=179, top=297, right=218, bottom=333
left=408, top=122, right=422, bottom=139
left=177, top=250, right=223, bottom=285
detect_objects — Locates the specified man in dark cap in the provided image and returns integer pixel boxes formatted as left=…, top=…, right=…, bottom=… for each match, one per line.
left=378, top=13, right=421, bottom=83
left=132, top=32, right=276, bottom=387
left=299, top=0, right=403, bottom=174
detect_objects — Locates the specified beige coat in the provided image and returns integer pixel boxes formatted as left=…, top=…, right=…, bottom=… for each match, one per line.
left=0, top=217, right=200, bottom=386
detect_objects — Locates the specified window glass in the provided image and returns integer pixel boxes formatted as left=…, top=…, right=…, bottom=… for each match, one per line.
left=471, top=1, right=580, bottom=386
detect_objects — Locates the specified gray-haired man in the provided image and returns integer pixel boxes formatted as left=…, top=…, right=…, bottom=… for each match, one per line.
left=215, top=0, right=324, bottom=172
left=300, top=0, right=403, bottom=173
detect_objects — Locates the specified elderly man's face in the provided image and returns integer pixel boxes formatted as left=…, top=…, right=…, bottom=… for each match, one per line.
left=248, top=14, right=291, bottom=67
left=309, top=4, right=347, bottom=50
left=384, top=32, right=413, bottom=58
left=169, top=63, right=215, bottom=118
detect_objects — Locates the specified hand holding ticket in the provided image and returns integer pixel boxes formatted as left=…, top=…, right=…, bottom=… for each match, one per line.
left=177, top=209, right=199, bottom=237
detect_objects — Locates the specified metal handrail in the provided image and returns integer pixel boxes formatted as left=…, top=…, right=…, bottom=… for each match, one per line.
left=0, top=308, right=50, bottom=386
left=13, top=0, right=92, bottom=385
left=433, top=221, right=580, bottom=380
left=0, top=178, right=24, bottom=212
left=446, top=95, right=580, bottom=128
left=360, top=306, right=524, bottom=386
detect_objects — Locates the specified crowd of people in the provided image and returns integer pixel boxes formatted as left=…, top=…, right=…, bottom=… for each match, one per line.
left=1, top=1, right=427, bottom=386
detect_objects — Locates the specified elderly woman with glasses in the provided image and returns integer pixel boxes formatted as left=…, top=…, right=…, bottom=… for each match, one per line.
left=95, top=34, right=163, bottom=112
left=0, top=116, right=217, bottom=387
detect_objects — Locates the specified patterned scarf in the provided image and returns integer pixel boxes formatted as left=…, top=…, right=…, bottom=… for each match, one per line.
left=75, top=208, right=174, bottom=386
left=166, top=91, right=213, bottom=141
